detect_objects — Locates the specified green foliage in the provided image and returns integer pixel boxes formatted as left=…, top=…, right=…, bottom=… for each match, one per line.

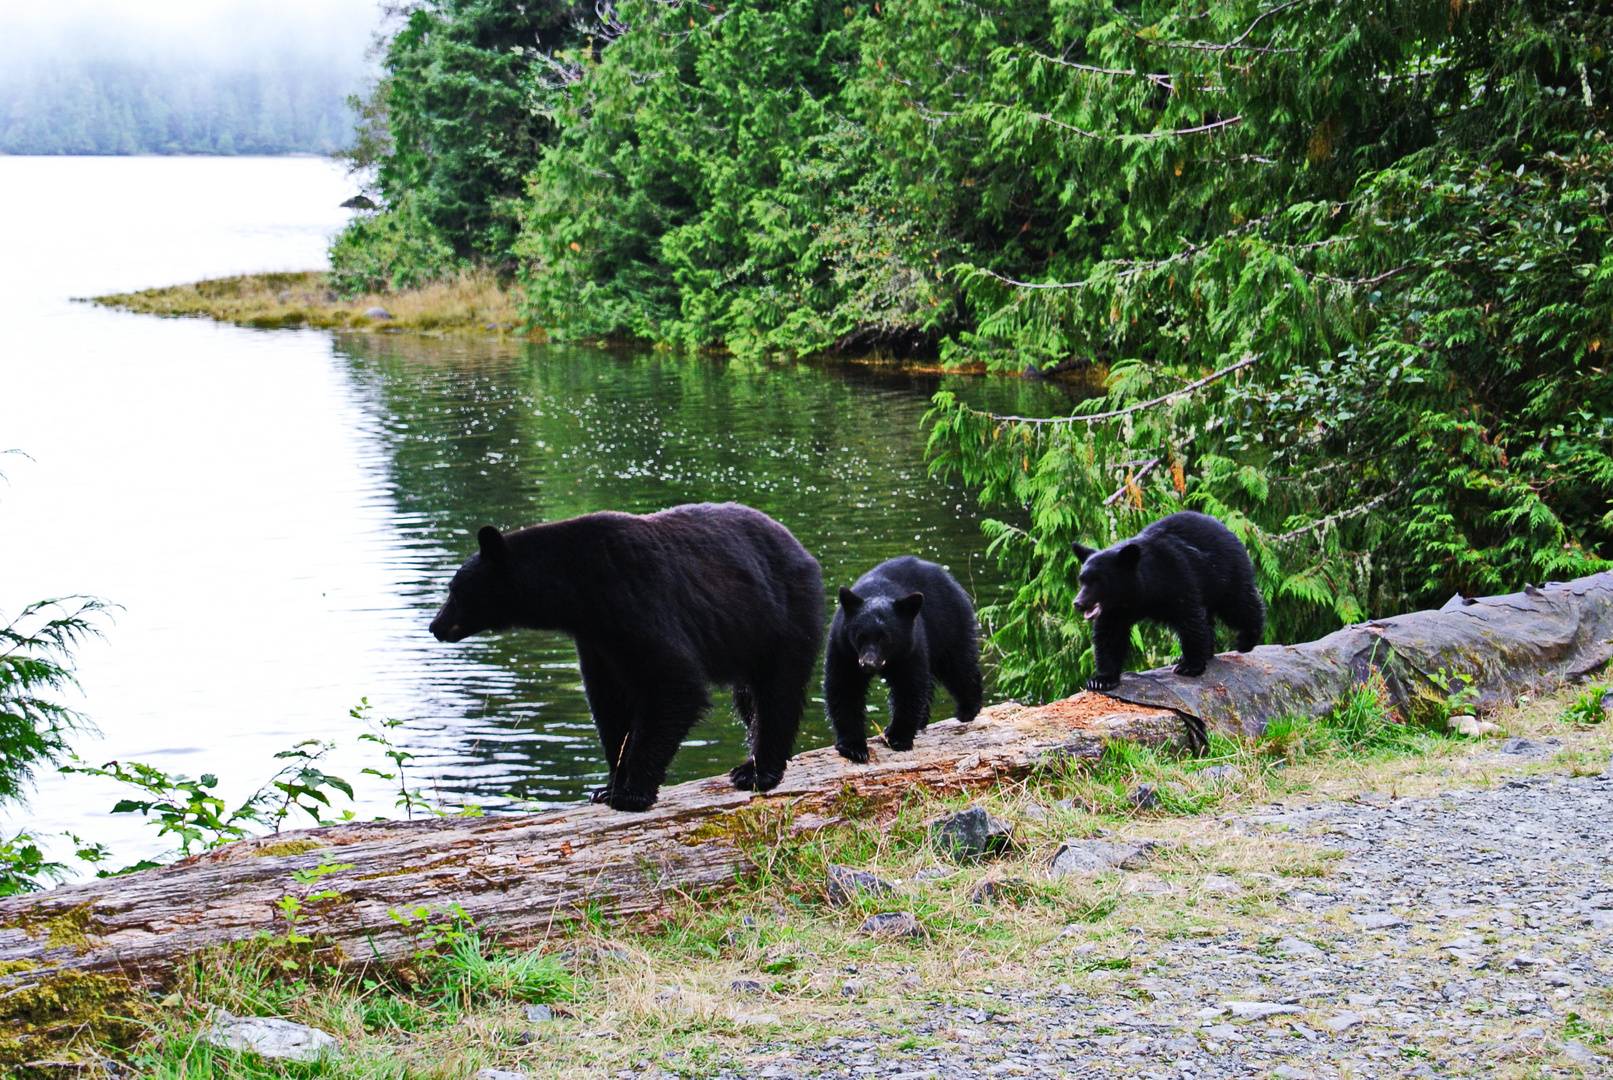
left=328, top=196, right=462, bottom=294
left=0, top=596, right=110, bottom=805
left=434, top=933, right=574, bottom=1005
left=1562, top=685, right=1610, bottom=726
left=0, top=830, right=68, bottom=897
left=355, top=698, right=433, bottom=820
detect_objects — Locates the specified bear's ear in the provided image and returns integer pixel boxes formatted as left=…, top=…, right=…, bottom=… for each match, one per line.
left=837, top=586, right=864, bottom=613
left=1071, top=541, right=1098, bottom=564
left=1116, top=542, right=1143, bottom=570
left=477, top=525, right=509, bottom=562
left=893, top=592, right=925, bottom=620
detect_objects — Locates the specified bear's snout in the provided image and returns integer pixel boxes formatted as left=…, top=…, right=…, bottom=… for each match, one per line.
left=430, top=601, right=469, bottom=642
left=858, top=649, right=881, bottom=673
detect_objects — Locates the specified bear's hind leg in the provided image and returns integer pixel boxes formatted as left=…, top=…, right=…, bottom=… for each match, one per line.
left=734, top=654, right=814, bottom=791
left=1224, top=583, right=1267, bottom=652
left=933, top=648, right=983, bottom=725
left=823, top=646, right=872, bottom=764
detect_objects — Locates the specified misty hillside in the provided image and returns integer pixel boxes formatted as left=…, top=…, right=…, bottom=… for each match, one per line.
left=0, top=1, right=374, bottom=156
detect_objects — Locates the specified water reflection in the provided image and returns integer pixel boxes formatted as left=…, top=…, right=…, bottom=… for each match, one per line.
left=332, top=335, right=1082, bottom=807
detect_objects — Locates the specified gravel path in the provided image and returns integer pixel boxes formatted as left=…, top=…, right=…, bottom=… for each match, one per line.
left=723, top=750, right=1613, bottom=1078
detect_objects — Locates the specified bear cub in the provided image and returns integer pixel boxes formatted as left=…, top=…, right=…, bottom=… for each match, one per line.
left=1072, top=510, right=1265, bottom=691
left=430, top=503, right=823, bottom=812
left=825, top=556, right=983, bottom=763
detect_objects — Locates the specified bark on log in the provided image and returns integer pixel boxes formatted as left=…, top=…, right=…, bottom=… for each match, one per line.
left=1103, top=572, right=1613, bottom=737
left=0, top=696, right=1185, bottom=992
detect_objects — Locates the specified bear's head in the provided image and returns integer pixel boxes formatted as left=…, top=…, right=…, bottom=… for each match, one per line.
left=431, top=526, right=520, bottom=642
left=836, top=586, right=924, bottom=673
left=1071, top=539, right=1141, bottom=622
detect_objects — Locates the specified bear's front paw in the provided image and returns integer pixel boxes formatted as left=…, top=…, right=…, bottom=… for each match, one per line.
left=1085, top=674, right=1121, bottom=692
left=835, top=742, right=869, bottom=765
left=884, top=735, right=915, bottom=752
left=729, top=759, right=759, bottom=789
left=1172, top=660, right=1208, bottom=677
left=588, top=784, right=614, bottom=804
left=608, top=788, right=657, bottom=812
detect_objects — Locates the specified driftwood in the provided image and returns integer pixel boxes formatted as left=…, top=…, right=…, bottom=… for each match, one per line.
left=4, top=572, right=1608, bottom=1001
left=0, top=696, right=1184, bottom=993
left=1105, top=572, right=1613, bottom=737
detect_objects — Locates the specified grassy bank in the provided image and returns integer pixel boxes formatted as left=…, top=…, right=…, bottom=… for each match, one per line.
left=86, top=271, right=539, bottom=338
left=20, top=682, right=1605, bottom=1078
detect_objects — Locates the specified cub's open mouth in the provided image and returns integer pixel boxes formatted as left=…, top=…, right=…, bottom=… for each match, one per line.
left=1082, top=602, right=1103, bottom=621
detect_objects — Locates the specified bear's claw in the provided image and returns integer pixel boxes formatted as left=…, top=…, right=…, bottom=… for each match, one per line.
left=609, top=789, right=657, bottom=812
left=835, top=742, right=869, bottom=765
left=729, top=760, right=784, bottom=792
left=588, top=785, right=614, bottom=804
left=884, top=736, right=914, bottom=752
left=1085, top=675, right=1121, bottom=692
left=1172, top=661, right=1207, bottom=677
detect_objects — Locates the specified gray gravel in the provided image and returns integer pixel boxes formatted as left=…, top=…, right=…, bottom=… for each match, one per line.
left=685, top=759, right=1613, bottom=1078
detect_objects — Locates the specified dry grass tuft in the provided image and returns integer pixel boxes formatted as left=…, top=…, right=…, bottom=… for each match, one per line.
left=86, top=270, right=539, bottom=338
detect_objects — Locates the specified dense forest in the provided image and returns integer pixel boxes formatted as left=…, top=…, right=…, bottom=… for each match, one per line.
left=334, top=0, right=1612, bottom=697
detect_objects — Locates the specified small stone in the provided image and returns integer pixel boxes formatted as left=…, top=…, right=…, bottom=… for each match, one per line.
left=1196, top=1005, right=1229, bottom=1019
left=522, top=1004, right=554, bottom=1022
left=653, top=986, right=683, bottom=1005
left=362, top=306, right=391, bottom=320
left=930, top=806, right=1014, bottom=861
left=1324, top=1012, right=1364, bottom=1032
left=1350, top=912, right=1407, bottom=930
left=1450, top=715, right=1503, bottom=737
left=1048, top=838, right=1158, bottom=878
left=1225, top=1001, right=1303, bottom=1020
left=1054, top=798, right=1088, bottom=813
left=1201, top=874, right=1241, bottom=895
left=204, top=1013, right=340, bottom=1062
left=1130, top=782, right=1185, bottom=808
left=969, top=877, right=1028, bottom=905
left=476, top=1071, right=530, bottom=1080
left=840, top=980, right=864, bottom=997
left=910, top=867, right=955, bottom=881
left=1273, top=1067, right=1315, bottom=1080
left=733, top=1012, right=780, bottom=1026
left=1275, top=936, right=1326, bottom=960
left=1162, top=1036, right=1198, bottom=1054
left=1198, top=764, right=1245, bottom=784
left=858, top=911, right=925, bottom=939
left=826, top=864, right=897, bottom=906
left=896, top=973, right=923, bottom=990
left=1345, top=993, right=1378, bottom=1007
left=1203, top=1023, right=1243, bottom=1041
left=730, top=979, right=766, bottom=995
left=1501, top=737, right=1553, bottom=755
left=1020, top=802, right=1049, bottom=821
left=1563, top=1040, right=1605, bottom=1064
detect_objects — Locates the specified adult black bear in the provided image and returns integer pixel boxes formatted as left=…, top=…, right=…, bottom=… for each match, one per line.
left=430, top=503, right=824, bottom=812
left=824, top=556, right=983, bottom=763
left=1071, top=510, right=1265, bottom=691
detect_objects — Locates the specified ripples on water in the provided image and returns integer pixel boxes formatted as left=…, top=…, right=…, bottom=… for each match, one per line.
left=336, top=335, right=1084, bottom=807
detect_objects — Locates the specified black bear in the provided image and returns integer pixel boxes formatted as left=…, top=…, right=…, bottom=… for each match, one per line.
left=430, top=503, right=824, bottom=811
left=1071, top=510, right=1265, bottom=691
left=824, top=556, right=983, bottom=763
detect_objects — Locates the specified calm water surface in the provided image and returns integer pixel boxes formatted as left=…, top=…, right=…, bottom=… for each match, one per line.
left=0, top=157, right=1077, bottom=866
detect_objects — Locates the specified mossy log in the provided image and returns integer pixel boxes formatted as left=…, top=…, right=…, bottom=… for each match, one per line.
left=0, top=695, right=1185, bottom=994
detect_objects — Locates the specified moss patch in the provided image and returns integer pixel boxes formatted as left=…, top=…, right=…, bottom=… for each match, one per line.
left=0, top=968, right=150, bottom=1072
left=252, top=839, right=325, bottom=858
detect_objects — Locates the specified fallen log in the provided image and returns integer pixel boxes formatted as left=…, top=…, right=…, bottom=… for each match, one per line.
left=1103, top=572, right=1613, bottom=737
left=0, top=695, right=1184, bottom=996
left=3, top=572, right=1607, bottom=1007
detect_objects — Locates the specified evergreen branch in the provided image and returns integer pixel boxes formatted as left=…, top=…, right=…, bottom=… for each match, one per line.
left=1031, top=111, right=1243, bottom=141
left=1154, top=0, right=1308, bottom=54
left=1103, top=458, right=1161, bottom=506
left=1275, top=482, right=1408, bottom=541
left=984, top=355, right=1259, bottom=424
left=1027, top=52, right=1177, bottom=90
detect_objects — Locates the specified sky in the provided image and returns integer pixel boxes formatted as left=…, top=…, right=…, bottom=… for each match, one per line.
left=0, top=0, right=386, bottom=73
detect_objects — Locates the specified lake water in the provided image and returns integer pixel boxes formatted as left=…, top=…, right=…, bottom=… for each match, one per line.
left=0, top=156, right=1077, bottom=868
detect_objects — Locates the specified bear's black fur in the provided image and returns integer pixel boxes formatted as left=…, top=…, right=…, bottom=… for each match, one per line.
left=824, top=556, right=983, bottom=763
left=1071, top=510, right=1265, bottom=691
left=430, top=503, right=824, bottom=811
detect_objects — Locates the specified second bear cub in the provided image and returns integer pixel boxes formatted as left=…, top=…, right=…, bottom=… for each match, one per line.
left=1072, top=510, right=1265, bottom=691
left=825, top=556, right=982, bottom=763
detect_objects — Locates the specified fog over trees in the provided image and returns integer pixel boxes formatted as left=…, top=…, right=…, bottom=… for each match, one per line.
left=0, top=0, right=378, bottom=155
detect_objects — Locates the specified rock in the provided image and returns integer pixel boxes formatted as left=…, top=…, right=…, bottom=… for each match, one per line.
left=1054, top=798, right=1087, bottom=813
left=1201, top=874, right=1241, bottom=895
left=1275, top=936, right=1326, bottom=960
left=840, top=980, right=863, bottom=997
left=522, top=1003, right=554, bottom=1022
left=1130, top=782, right=1186, bottom=808
left=1198, top=764, right=1245, bottom=784
left=730, top=979, right=766, bottom=995
left=858, top=911, right=925, bottom=939
left=653, top=986, right=683, bottom=1005
left=1349, top=911, right=1407, bottom=930
left=1273, top=1067, right=1315, bottom=1080
left=1449, top=714, right=1502, bottom=736
left=1162, top=1036, right=1198, bottom=1054
left=1196, top=1005, right=1229, bottom=1019
left=340, top=194, right=378, bottom=209
left=1324, top=1011, right=1364, bottom=1032
left=1019, top=802, right=1049, bottom=821
left=362, top=306, right=391, bottom=320
left=895, top=972, right=923, bottom=990
left=1501, top=737, right=1559, bottom=755
left=1048, top=838, right=1157, bottom=877
left=1225, top=1001, right=1303, bottom=1020
left=733, top=1012, right=780, bottom=1026
left=929, top=806, right=1014, bottom=861
left=1563, top=1040, right=1605, bottom=1064
left=204, top=1012, right=340, bottom=1062
left=910, top=866, right=955, bottom=881
left=969, top=877, right=1028, bottom=904
left=826, top=864, right=896, bottom=906
left=1345, top=993, right=1378, bottom=1007
left=476, top=1071, right=529, bottom=1080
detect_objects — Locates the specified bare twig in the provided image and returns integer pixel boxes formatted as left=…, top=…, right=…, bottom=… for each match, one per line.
left=983, top=355, right=1258, bottom=425
left=1274, top=482, right=1407, bottom=541
left=1031, top=111, right=1243, bottom=141
left=1103, top=458, right=1161, bottom=506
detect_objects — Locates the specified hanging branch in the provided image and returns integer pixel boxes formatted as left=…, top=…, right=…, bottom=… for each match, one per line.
left=1030, top=111, right=1243, bottom=141
left=982, top=355, right=1259, bottom=425
left=1273, top=482, right=1408, bottom=541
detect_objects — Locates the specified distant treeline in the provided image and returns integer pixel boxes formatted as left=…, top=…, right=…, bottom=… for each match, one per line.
left=0, top=57, right=358, bottom=156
